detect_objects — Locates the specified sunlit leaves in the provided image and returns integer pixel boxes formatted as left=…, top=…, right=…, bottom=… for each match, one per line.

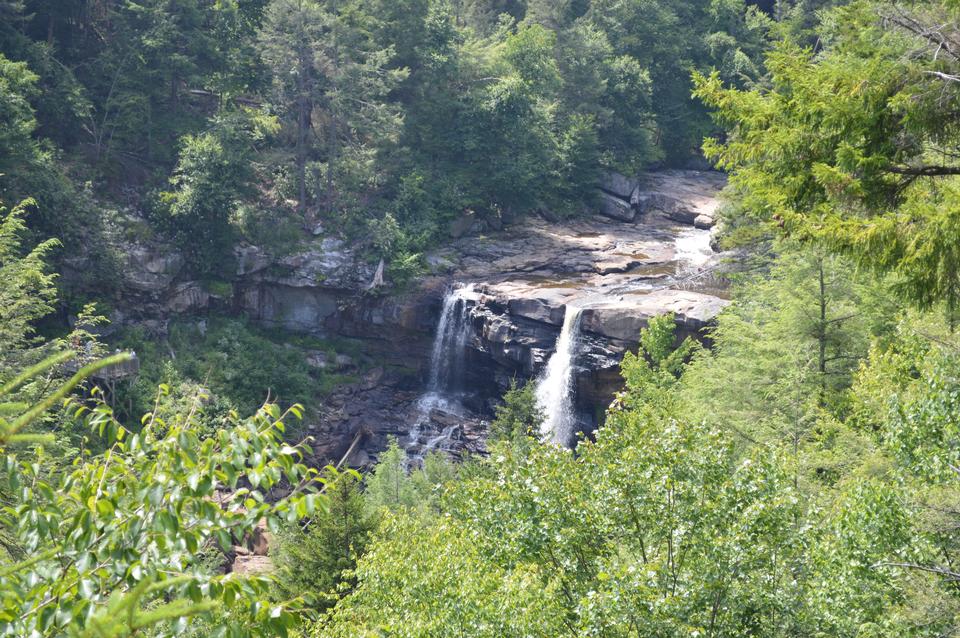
left=0, top=357, right=328, bottom=637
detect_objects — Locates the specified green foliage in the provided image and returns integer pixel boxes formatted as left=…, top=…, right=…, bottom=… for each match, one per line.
left=320, top=511, right=570, bottom=638
left=362, top=439, right=415, bottom=513
left=618, top=312, right=699, bottom=410
left=363, top=438, right=455, bottom=516
left=117, top=317, right=344, bottom=422
left=694, top=1, right=960, bottom=323
left=680, top=248, right=895, bottom=452
left=488, top=379, right=542, bottom=446
left=273, top=471, right=373, bottom=612
left=0, top=353, right=330, bottom=637
left=0, top=199, right=58, bottom=371
left=157, top=110, right=274, bottom=276
left=259, top=0, right=407, bottom=220
left=322, top=356, right=805, bottom=635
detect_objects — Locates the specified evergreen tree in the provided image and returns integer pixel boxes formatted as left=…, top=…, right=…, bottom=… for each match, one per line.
left=273, top=471, right=373, bottom=611
left=0, top=199, right=57, bottom=373
left=259, top=0, right=406, bottom=221
left=488, top=379, right=543, bottom=446
left=694, top=1, right=960, bottom=324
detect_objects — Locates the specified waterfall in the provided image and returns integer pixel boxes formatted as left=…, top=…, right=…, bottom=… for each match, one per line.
left=674, top=227, right=713, bottom=275
left=425, top=284, right=475, bottom=398
left=536, top=305, right=585, bottom=447
left=407, top=284, right=475, bottom=463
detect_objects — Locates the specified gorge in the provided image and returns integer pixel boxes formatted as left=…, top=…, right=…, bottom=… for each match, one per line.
left=110, top=170, right=731, bottom=464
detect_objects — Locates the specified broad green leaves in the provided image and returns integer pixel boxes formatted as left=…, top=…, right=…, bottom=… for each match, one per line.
left=0, top=354, right=329, bottom=637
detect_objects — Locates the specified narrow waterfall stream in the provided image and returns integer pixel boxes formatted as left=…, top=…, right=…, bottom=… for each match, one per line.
left=536, top=305, right=585, bottom=447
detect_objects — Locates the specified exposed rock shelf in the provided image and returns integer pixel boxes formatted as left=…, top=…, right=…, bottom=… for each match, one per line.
left=108, top=170, right=731, bottom=464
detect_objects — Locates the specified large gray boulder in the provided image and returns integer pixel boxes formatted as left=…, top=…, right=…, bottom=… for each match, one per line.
left=633, top=170, right=725, bottom=227
left=597, top=190, right=636, bottom=222
left=580, top=290, right=730, bottom=341
left=599, top=171, right=640, bottom=200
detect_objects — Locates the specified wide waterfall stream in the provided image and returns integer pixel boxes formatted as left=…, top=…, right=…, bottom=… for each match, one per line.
left=407, top=284, right=476, bottom=461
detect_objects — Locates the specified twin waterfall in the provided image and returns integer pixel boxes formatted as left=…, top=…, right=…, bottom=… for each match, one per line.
left=418, top=284, right=585, bottom=450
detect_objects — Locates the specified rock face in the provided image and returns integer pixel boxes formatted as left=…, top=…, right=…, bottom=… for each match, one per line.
left=593, top=170, right=724, bottom=229
left=114, top=170, right=729, bottom=463
left=634, top=170, right=725, bottom=228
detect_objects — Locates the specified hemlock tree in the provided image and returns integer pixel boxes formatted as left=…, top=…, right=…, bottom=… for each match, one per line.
left=362, top=438, right=415, bottom=513
left=259, top=0, right=406, bottom=220
left=0, top=199, right=57, bottom=373
left=488, top=379, right=543, bottom=448
left=273, top=471, right=373, bottom=611
left=680, top=248, right=893, bottom=477
left=694, top=1, right=960, bottom=325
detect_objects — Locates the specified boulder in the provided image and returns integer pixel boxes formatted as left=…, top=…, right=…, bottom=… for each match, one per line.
left=694, top=214, right=715, bottom=229
left=597, top=191, right=636, bottom=222
left=633, top=170, right=725, bottom=226
left=271, top=238, right=368, bottom=289
left=580, top=290, right=730, bottom=341
left=599, top=171, right=640, bottom=200
left=449, top=211, right=476, bottom=238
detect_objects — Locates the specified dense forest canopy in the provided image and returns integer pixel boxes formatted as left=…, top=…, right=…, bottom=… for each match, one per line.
left=3, top=0, right=960, bottom=636
left=0, top=0, right=775, bottom=281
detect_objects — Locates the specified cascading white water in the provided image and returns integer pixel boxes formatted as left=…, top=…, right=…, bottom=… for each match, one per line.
left=408, top=284, right=475, bottom=463
left=536, top=305, right=585, bottom=447
left=425, top=284, right=475, bottom=396
left=422, top=423, right=459, bottom=455
left=674, top=227, right=714, bottom=275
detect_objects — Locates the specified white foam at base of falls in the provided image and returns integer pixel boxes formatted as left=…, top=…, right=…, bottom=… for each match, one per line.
left=407, top=284, right=476, bottom=463
left=536, top=305, right=585, bottom=447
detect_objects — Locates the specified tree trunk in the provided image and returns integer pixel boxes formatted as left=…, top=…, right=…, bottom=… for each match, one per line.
left=326, top=0, right=340, bottom=214
left=296, top=46, right=311, bottom=217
